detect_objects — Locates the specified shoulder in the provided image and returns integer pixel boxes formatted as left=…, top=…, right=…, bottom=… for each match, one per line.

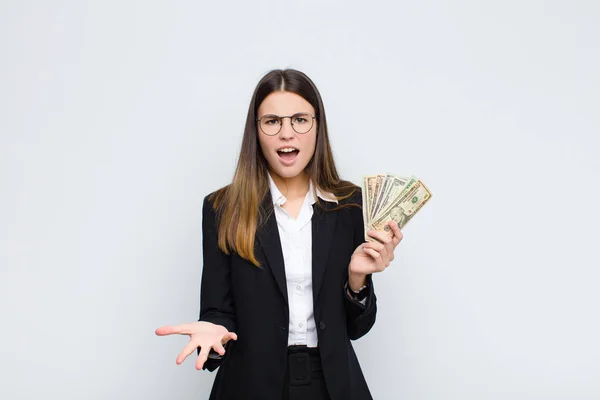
left=203, top=185, right=232, bottom=223
left=204, top=185, right=231, bottom=208
left=331, top=182, right=364, bottom=239
left=334, top=180, right=362, bottom=207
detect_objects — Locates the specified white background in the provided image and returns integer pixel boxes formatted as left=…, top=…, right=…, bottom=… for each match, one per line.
left=1, top=1, right=599, bottom=399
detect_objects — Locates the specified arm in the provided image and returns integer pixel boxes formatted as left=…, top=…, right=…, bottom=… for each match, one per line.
left=197, top=195, right=237, bottom=371
left=344, top=273, right=377, bottom=340
left=344, top=188, right=377, bottom=340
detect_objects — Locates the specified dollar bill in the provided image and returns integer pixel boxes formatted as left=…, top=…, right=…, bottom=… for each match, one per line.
left=370, top=175, right=384, bottom=220
left=364, top=175, right=378, bottom=221
left=375, top=175, right=408, bottom=219
left=370, top=174, right=392, bottom=220
left=362, top=174, right=430, bottom=242
left=376, top=175, right=418, bottom=217
left=362, top=176, right=372, bottom=242
left=369, top=177, right=432, bottom=236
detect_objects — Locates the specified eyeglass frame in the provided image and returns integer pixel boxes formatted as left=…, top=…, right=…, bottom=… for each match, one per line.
left=255, top=112, right=317, bottom=136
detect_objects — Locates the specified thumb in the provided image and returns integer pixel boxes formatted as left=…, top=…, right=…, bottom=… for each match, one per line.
left=222, top=332, right=238, bottom=343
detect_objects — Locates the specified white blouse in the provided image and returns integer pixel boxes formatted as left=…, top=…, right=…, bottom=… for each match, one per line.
left=267, top=173, right=338, bottom=347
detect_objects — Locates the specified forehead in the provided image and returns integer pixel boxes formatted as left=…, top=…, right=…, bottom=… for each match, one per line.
left=257, top=91, right=315, bottom=116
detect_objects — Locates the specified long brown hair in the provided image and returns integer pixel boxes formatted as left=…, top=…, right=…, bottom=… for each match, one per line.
left=209, top=69, right=359, bottom=266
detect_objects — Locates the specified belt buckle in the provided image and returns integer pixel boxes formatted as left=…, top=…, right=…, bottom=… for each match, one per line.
left=288, top=352, right=311, bottom=385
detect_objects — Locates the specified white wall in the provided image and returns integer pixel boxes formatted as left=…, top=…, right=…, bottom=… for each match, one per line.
left=1, top=1, right=598, bottom=399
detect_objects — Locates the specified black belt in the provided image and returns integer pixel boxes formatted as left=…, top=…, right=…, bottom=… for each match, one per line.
left=286, top=345, right=323, bottom=384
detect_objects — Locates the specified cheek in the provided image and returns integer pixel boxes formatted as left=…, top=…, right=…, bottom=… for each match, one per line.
left=303, top=134, right=317, bottom=157
left=257, top=136, right=274, bottom=157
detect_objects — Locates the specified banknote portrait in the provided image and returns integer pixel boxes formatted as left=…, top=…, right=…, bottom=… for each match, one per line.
left=388, top=206, right=408, bottom=229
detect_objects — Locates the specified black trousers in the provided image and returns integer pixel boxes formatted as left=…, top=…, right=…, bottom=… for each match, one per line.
left=282, top=346, right=330, bottom=400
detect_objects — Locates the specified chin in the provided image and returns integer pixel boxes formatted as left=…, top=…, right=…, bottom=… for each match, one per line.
left=269, top=160, right=308, bottom=179
left=272, top=167, right=303, bottom=179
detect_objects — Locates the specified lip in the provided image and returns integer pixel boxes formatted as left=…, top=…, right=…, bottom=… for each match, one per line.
left=276, top=146, right=299, bottom=151
left=276, top=149, right=300, bottom=166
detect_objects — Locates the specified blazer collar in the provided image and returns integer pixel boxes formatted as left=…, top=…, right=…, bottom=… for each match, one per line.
left=256, top=187, right=339, bottom=309
left=266, top=172, right=339, bottom=207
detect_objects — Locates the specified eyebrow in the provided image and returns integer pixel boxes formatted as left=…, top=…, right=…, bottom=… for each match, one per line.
left=258, top=112, right=311, bottom=118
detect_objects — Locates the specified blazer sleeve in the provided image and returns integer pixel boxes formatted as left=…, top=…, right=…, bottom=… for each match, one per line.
left=344, top=187, right=378, bottom=340
left=197, top=194, right=237, bottom=371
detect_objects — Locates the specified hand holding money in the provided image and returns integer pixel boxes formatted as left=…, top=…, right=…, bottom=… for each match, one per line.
left=362, top=174, right=432, bottom=242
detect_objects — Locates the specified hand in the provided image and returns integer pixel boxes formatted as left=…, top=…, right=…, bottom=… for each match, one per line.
left=349, top=221, right=403, bottom=285
left=155, top=321, right=237, bottom=370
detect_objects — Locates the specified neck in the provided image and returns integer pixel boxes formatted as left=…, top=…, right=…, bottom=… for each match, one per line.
left=270, top=170, right=310, bottom=200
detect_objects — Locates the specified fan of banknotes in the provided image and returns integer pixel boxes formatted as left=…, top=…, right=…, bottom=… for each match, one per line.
left=362, top=174, right=432, bottom=241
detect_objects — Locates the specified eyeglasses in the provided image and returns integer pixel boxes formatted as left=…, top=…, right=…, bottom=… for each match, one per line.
left=256, top=113, right=316, bottom=136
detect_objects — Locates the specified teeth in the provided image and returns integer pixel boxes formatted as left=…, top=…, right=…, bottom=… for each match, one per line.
left=278, top=148, right=297, bottom=153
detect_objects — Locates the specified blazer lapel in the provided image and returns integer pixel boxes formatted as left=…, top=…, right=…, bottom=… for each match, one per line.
left=311, top=200, right=338, bottom=303
left=256, top=192, right=288, bottom=306
left=256, top=193, right=339, bottom=308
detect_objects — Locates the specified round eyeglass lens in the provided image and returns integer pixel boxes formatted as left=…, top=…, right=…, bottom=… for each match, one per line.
left=260, top=115, right=282, bottom=136
left=291, top=113, right=313, bottom=134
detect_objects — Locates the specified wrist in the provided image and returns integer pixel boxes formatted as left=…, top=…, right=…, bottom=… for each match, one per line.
left=348, top=273, right=367, bottom=292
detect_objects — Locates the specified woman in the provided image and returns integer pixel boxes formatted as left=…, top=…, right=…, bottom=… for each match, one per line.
left=155, top=69, right=403, bottom=400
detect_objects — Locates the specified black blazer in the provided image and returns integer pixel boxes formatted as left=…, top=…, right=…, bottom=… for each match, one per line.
left=198, top=186, right=377, bottom=400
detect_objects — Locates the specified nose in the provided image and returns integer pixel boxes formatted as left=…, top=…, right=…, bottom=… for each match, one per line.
left=278, top=117, right=295, bottom=139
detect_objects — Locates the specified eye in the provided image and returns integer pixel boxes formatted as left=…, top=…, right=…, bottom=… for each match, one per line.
left=263, top=116, right=280, bottom=125
left=294, top=115, right=309, bottom=124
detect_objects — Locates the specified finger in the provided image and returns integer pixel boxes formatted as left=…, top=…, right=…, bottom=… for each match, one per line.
left=195, top=345, right=211, bottom=371
left=222, top=332, right=238, bottom=344
left=381, top=224, right=396, bottom=261
left=388, top=221, right=403, bottom=246
left=363, top=239, right=385, bottom=253
left=176, top=340, right=199, bottom=365
left=364, top=247, right=385, bottom=271
left=213, top=342, right=226, bottom=356
left=364, top=241, right=389, bottom=263
left=367, top=229, right=392, bottom=245
left=363, top=247, right=385, bottom=272
left=155, top=324, right=191, bottom=336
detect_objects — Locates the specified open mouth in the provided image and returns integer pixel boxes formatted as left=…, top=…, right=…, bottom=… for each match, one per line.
left=277, top=147, right=300, bottom=163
